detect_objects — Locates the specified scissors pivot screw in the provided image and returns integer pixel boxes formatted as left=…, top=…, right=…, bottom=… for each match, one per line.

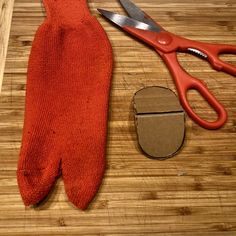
left=157, top=32, right=172, bottom=45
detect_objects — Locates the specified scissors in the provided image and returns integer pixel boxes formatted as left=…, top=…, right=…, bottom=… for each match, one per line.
left=98, top=0, right=236, bottom=130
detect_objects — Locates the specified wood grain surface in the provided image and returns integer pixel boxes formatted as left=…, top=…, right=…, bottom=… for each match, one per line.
left=0, top=0, right=14, bottom=91
left=0, top=0, right=236, bottom=235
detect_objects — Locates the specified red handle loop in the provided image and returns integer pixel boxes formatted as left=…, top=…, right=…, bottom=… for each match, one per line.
left=161, top=51, right=227, bottom=129
left=179, top=79, right=227, bottom=129
left=165, top=32, right=236, bottom=76
left=176, top=35, right=236, bottom=76
left=206, top=44, right=236, bottom=76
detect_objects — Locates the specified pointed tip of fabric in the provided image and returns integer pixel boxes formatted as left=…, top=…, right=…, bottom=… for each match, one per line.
left=69, top=198, right=90, bottom=211
left=65, top=189, right=92, bottom=211
left=17, top=168, right=59, bottom=207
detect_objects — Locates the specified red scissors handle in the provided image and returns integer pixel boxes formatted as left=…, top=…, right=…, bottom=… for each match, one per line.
left=169, top=33, right=236, bottom=77
left=161, top=51, right=227, bottom=129
left=199, top=43, right=236, bottom=76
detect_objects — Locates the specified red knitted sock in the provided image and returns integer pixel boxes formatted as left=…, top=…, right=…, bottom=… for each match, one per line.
left=17, top=0, right=113, bottom=209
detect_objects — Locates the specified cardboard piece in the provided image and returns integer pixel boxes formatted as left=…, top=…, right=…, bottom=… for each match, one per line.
left=133, top=86, right=185, bottom=159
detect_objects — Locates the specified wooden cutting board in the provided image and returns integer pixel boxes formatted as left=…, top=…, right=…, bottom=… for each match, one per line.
left=0, top=0, right=236, bottom=235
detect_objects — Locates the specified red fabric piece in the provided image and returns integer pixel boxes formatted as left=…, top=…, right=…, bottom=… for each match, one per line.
left=17, top=0, right=113, bottom=210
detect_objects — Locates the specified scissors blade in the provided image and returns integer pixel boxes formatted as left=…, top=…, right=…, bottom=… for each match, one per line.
left=98, top=9, right=161, bottom=32
left=119, top=0, right=164, bottom=31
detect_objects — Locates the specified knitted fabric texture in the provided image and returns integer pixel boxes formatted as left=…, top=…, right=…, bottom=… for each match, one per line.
left=17, top=0, right=113, bottom=210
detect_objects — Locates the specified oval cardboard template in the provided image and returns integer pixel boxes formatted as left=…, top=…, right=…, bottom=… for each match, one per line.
left=133, top=86, right=185, bottom=159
